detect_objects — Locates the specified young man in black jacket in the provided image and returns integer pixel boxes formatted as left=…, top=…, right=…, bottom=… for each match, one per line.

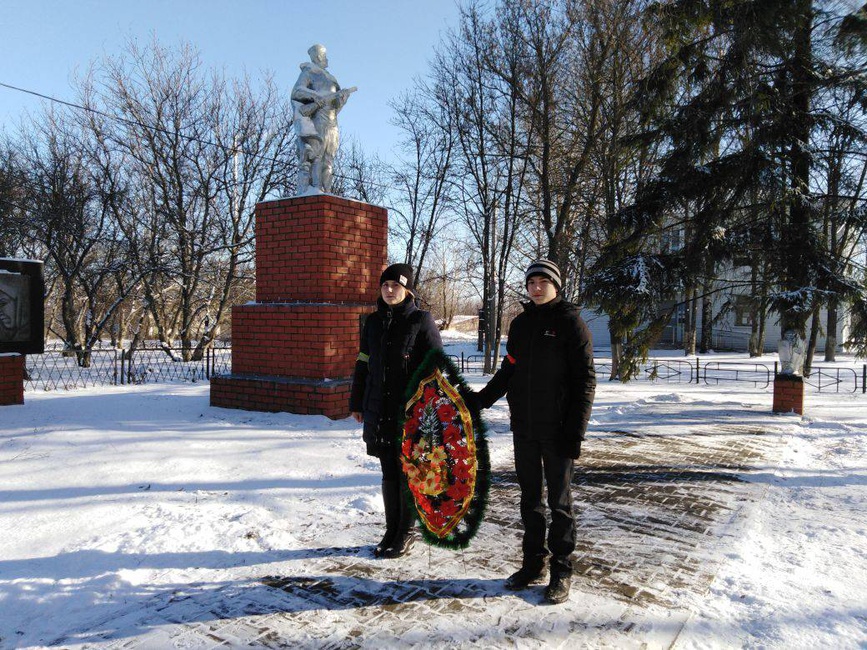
left=350, top=264, right=442, bottom=558
left=474, top=259, right=596, bottom=604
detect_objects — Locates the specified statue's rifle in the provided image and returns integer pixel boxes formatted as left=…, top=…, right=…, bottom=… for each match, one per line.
left=299, top=87, right=357, bottom=118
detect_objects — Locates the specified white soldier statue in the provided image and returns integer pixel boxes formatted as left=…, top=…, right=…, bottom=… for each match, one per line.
left=291, top=44, right=356, bottom=195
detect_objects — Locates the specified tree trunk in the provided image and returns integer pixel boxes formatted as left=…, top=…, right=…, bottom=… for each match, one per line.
left=748, top=263, right=761, bottom=357
left=683, top=286, right=697, bottom=355
left=483, top=252, right=496, bottom=374
left=757, top=299, right=768, bottom=356
left=485, top=286, right=497, bottom=375
left=825, top=296, right=838, bottom=362
left=780, top=3, right=814, bottom=338
left=699, top=289, right=712, bottom=353
left=609, top=322, right=622, bottom=381
left=76, top=349, right=93, bottom=369
left=804, top=303, right=821, bottom=376
left=757, top=257, right=769, bottom=354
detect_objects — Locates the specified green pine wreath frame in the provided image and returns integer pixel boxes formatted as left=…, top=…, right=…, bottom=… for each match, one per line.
left=398, top=348, right=491, bottom=549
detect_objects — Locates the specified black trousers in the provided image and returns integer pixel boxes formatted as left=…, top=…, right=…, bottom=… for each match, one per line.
left=379, top=443, right=401, bottom=481
left=513, top=434, right=576, bottom=576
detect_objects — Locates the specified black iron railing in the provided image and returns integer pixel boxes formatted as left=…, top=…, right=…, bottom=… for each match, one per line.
left=25, top=345, right=231, bottom=391
left=23, top=346, right=866, bottom=395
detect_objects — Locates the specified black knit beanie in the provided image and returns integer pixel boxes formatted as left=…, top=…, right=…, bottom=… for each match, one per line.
left=525, top=259, right=562, bottom=291
left=380, top=263, right=415, bottom=293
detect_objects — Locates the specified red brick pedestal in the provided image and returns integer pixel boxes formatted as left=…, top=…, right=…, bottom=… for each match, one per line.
left=210, top=195, right=387, bottom=418
left=772, top=373, right=804, bottom=415
left=0, top=354, right=25, bottom=405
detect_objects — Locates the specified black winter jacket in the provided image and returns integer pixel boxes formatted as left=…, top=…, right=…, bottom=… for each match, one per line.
left=349, top=296, right=442, bottom=457
left=477, top=296, right=596, bottom=458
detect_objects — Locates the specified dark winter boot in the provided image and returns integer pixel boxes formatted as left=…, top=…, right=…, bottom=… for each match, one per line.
left=381, top=487, right=415, bottom=558
left=374, top=481, right=400, bottom=558
left=505, top=557, right=547, bottom=591
left=544, top=572, right=572, bottom=604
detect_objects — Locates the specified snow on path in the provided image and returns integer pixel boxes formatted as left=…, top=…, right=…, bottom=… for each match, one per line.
left=0, top=379, right=864, bottom=648
left=673, top=400, right=867, bottom=649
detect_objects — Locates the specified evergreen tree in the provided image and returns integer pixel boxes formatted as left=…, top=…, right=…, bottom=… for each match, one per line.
left=589, top=0, right=867, bottom=377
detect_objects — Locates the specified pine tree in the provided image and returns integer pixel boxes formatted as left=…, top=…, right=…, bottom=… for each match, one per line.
left=589, top=0, right=867, bottom=377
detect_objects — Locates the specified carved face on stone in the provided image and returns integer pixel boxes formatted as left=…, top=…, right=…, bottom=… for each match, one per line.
left=308, top=44, right=328, bottom=68
left=0, top=289, right=13, bottom=329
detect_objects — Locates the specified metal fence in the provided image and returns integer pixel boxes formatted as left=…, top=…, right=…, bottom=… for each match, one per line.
left=23, top=346, right=866, bottom=394
left=25, top=345, right=231, bottom=391
left=449, top=352, right=867, bottom=394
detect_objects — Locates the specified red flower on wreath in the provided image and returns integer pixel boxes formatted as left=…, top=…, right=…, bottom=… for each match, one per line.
left=436, top=402, right=458, bottom=423
left=452, top=459, right=473, bottom=481
left=439, top=499, right=459, bottom=517
left=404, top=416, right=420, bottom=437
left=446, top=480, right=471, bottom=501
left=424, top=385, right=438, bottom=404
left=426, top=511, right=448, bottom=529
left=443, top=424, right=462, bottom=448
left=450, top=443, right=470, bottom=462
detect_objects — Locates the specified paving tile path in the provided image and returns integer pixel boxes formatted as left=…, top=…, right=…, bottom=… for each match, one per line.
left=58, top=402, right=788, bottom=649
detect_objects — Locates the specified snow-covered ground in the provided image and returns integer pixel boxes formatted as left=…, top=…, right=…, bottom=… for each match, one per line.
left=672, top=392, right=867, bottom=648
left=1, top=333, right=865, bottom=648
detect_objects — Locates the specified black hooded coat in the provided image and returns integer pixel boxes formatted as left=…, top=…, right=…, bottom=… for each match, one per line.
left=477, top=295, right=596, bottom=458
left=349, top=296, right=442, bottom=457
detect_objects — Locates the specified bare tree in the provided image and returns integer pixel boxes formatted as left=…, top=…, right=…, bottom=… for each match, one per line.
left=423, top=239, right=473, bottom=328
left=0, top=143, right=29, bottom=259
left=430, top=3, right=533, bottom=373
left=80, top=39, right=295, bottom=359
left=505, top=0, right=608, bottom=270
left=18, top=107, right=139, bottom=364
left=580, top=0, right=661, bottom=377
left=387, top=86, right=456, bottom=286
left=331, top=138, right=388, bottom=206
left=196, top=73, right=296, bottom=358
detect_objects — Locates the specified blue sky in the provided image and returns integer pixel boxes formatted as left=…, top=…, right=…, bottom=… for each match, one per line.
left=0, top=0, right=462, bottom=160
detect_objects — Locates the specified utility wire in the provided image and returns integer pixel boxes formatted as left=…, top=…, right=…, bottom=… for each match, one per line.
left=0, top=80, right=398, bottom=193
left=0, top=81, right=240, bottom=156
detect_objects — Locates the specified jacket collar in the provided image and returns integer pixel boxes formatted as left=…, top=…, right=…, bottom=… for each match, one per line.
left=377, top=295, right=416, bottom=319
left=522, top=294, right=563, bottom=313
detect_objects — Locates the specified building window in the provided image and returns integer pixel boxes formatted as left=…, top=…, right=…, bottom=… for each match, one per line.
left=734, top=295, right=753, bottom=327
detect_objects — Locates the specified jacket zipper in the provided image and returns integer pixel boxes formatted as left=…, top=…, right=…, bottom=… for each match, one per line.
left=528, top=310, right=537, bottom=433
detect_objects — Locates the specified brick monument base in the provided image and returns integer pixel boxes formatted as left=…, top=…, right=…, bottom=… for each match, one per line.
left=0, top=354, right=25, bottom=406
left=210, top=194, right=387, bottom=419
left=772, top=373, right=804, bottom=415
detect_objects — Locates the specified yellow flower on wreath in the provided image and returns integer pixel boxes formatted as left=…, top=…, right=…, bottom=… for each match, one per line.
left=421, top=469, right=444, bottom=496
left=402, top=462, right=420, bottom=481
left=429, top=445, right=447, bottom=466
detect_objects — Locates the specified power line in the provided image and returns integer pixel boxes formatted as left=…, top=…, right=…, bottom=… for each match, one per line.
left=0, top=80, right=398, bottom=193
left=0, top=81, right=243, bottom=158
left=0, top=80, right=553, bottom=199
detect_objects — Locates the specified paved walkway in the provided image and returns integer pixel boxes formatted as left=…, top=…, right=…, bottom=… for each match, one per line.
left=57, top=402, right=787, bottom=649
